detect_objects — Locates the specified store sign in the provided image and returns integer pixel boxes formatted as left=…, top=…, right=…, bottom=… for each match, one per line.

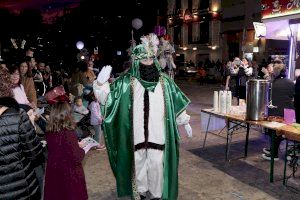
left=262, top=0, right=300, bottom=19
left=253, top=22, right=267, bottom=37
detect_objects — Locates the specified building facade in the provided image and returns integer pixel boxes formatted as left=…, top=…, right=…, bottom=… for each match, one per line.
left=166, top=0, right=221, bottom=66
left=220, top=0, right=290, bottom=63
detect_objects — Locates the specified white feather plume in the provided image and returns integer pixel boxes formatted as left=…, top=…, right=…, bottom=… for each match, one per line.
left=140, top=33, right=159, bottom=57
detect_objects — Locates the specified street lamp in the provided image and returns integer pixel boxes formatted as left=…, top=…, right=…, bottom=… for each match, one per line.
left=132, top=18, right=143, bottom=30
left=76, top=41, right=84, bottom=50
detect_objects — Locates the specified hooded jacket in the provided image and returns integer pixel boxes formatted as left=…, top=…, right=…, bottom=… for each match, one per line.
left=0, top=97, right=43, bottom=200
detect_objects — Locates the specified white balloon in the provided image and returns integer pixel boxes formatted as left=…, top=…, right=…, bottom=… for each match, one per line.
left=132, top=18, right=143, bottom=30
left=76, top=41, right=84, bottom=50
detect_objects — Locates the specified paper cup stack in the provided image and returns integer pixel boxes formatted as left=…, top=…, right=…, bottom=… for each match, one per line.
left=213, top=90, right=232, bottom=114
left=213, top=91, right=219, bottom=112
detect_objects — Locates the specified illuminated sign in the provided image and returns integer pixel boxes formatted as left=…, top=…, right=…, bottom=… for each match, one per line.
left=253, top=47, right=259, bottom=52
left=262, top=0, right=300, bottom=19
left=253, top=22, right=267, bottom=37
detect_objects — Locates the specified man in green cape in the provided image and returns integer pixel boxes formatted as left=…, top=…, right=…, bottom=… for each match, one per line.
left=93, top=33, right=192, bottom=200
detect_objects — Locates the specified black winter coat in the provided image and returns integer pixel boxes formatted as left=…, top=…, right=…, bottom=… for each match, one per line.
left=0, top=97, right=43, bottom=200
left=269, top=77, right=295, bottom=117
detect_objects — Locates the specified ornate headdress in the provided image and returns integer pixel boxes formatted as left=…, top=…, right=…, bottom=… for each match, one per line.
left=131, top=33, right=159, bottom=60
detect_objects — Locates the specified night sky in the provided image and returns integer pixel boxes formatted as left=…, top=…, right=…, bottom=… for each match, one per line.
left=0, top=0, right=167, bottom=69
left=0, top=0, right=80, bottom=11
left=0, top=0, right=80, bottom=23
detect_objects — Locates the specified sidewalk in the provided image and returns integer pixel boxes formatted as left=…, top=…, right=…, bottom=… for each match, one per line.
left=83, top=81, right=300, bottom=200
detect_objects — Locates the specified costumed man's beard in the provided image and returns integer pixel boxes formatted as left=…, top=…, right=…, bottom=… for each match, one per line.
left=139, top=62, right=159, bottom=82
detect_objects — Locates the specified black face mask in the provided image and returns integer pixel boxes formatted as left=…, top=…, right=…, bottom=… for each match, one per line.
left=139, top=62, right=159, bottom=82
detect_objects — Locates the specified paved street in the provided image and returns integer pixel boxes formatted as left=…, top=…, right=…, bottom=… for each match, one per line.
left=83, top=80, right=300, bottom=200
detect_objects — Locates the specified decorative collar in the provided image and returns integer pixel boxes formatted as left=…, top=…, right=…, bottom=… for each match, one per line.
left=130, top=59, right=162, bottom=92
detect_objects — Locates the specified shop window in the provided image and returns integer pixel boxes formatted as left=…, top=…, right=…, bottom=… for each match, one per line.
left=199, top=20, right=209, bottom=44
left=200, top=0, right=210, bottom=10
left=188, top=23, right=201, bottom=44
left=175, top=54, right=185, bottom=66
left=188, top=23, right=193, bottom=44
left=176, top=0, right=181, bottom=9
left=188, top=0, right=193, bottom=9
left=228, top=43, right=239, bottom=59
left=174, top=25, right=181, bottom=45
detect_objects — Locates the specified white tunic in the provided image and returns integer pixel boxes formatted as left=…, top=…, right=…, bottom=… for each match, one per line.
left=132, top=78, right=165, bottom=145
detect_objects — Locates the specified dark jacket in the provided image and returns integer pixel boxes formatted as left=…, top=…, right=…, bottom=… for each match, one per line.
left=0, top=97, right=44, bottom=200
left=238, top=66, right=256, bottom=87
left=225, top=68, right=238, bottom=97
left=237, top=66, right=257, bottom=99
left=269, top=77, right=295, bottom=117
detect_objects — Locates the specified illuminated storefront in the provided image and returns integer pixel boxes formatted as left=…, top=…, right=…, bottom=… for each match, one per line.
left=261, top=0, right=300, bottom=80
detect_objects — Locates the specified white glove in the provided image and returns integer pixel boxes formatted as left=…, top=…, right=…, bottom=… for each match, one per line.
left=97, top=65, right=112, bottom=84
left=184, top=124, right=193, bottom=138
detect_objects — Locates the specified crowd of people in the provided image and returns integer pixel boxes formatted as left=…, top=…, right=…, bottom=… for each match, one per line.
left=222, top=56, right=300, bottom=161
left=0, top=47, right=106, bottom=200
left=1, top=34, right=300, bottom=199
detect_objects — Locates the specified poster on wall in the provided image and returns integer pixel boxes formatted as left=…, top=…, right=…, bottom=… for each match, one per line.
left=262, top=0, right=300, bottom=19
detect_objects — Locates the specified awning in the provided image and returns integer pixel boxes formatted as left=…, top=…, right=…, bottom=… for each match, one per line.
left=262, top=16, right=300, bottom=40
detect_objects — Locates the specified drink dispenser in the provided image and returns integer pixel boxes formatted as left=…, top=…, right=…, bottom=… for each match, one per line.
left=246, top=79, right=270, bottom=120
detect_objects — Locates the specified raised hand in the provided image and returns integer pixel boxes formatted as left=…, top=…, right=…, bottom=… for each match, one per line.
left=97, top=65, right=112, bottom=84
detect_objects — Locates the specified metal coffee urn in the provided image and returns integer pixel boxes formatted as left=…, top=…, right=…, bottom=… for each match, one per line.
left=246, top=79, right=270, bottom=120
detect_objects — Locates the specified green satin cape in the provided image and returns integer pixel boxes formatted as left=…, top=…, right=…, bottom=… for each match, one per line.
left=102, top=62, right=190, bottom=200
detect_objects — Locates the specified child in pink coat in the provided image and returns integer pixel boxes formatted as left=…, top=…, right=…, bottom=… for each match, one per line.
left=88, top=93, right=105, bottom=150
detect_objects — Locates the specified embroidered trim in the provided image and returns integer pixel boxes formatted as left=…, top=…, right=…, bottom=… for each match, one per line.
left=130, top=77, right=140, bottom=200
left=160, top=76, right=167, bottom=134
left=160, top=76, right=168, bottom=199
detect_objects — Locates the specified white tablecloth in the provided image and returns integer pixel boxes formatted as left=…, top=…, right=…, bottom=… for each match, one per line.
left=200, top=112, right=226, bottom=132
